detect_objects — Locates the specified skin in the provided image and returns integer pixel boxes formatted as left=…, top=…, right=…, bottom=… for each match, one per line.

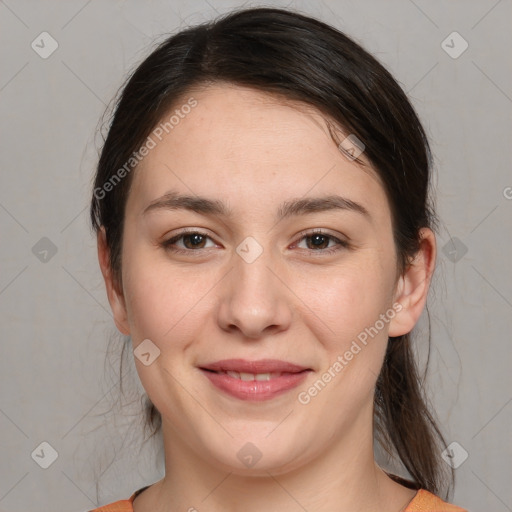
left=98, top=83, right=436, bottom=512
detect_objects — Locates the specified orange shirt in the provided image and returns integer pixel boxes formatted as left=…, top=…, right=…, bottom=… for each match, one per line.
left=88, top=486, right=468, bottom=512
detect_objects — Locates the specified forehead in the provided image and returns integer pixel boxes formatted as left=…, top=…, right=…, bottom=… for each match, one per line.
left=128, top=83, right=388, bottom=220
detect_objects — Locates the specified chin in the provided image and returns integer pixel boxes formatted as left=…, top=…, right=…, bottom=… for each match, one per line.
left=197, top=434, right=311, bottom=476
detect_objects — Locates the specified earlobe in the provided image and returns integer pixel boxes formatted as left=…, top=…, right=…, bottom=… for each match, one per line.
left=97, top=227, right=131, bottom=335
left=388, top=228, right=436, bottom=338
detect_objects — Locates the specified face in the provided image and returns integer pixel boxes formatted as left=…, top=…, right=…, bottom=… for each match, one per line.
left=103, top=83, right=418, bottom=475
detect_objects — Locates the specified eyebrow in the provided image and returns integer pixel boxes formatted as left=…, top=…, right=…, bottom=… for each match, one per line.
left=142, top=191, right=371, bottom=221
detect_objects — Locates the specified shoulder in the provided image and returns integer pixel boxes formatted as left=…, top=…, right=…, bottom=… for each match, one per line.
left=86, top=485, right=150, bottom=512
left=86, top=499, right=133, bottom=512
left=86, top=498, right=133, bottom=512
left=405, top=489, right=468, bottom=512
left=86, top=491, right=139, bottom=512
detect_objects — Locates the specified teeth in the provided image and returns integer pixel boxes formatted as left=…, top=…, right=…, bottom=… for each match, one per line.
left=223, top=371, right=279, bottom=381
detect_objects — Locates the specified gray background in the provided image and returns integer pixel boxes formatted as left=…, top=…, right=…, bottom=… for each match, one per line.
left=0, top=1, right=511, bottom=511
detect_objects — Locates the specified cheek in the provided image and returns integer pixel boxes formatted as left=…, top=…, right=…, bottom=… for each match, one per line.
left=122, top=258, right=209, bottom=394
left=125, top=279, right=205, bottom=348
left=121, top=246, right=203, bottom=342
left=300, top=259, right=395, bottom=346
left=121, top=250, right=238, bottom=377
left=296, top=264, right=395, bottom=419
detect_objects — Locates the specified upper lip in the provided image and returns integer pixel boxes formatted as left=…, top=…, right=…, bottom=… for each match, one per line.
left=199, top=359, right=310, bottom=374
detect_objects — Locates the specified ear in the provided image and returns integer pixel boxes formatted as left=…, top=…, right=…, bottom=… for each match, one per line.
left=388, top=227, right=436, bottom=337
left=97, top=226, right=131, bottom=335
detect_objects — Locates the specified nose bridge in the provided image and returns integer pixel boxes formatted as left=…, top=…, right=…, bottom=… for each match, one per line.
left=217, top=236, right=292, bottom=337
left=234, top=238, right=274, bottom=296
left=232, top=236, right=279, bottom=310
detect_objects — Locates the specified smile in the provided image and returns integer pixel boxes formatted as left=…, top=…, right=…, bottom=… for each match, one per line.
left=200, top=367, right=311, bottom=401
left=211, top=370, right=289, bottom=381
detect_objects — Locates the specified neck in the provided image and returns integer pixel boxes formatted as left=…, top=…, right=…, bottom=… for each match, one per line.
left=134, top=404, right=417, bottom=512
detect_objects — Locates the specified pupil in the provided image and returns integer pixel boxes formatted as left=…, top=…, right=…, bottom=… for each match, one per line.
left=310, top=234, right=327, bottom=249
left=186, top=234, right=204, bottom=248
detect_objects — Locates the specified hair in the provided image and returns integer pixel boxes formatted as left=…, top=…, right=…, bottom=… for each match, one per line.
left=89, top=6, right=455, bottom=500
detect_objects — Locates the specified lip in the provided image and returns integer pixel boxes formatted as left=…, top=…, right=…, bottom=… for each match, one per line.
left=199, top=359, right=312, bottom=401
left=199, top=358, right=310, bottom=374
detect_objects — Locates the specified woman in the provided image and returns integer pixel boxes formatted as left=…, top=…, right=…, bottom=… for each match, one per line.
left=89, top=7, right=468, bottom=512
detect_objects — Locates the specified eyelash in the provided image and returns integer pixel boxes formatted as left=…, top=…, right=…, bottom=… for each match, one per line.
left=161, top=228, right=349, bottom=256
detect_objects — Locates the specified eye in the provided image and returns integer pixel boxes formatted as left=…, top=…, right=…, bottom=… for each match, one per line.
left=294, top=229, right=349, bottom=255
left=161, top=230, right=216, bottom=254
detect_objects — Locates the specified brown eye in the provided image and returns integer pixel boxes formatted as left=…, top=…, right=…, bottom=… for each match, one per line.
left=306, top=233, right=330, bottom=250
left=295, top=230, right=349, bottom=255
left=162, top=230, right=215, bottom=253
left=181, top=233, right=207, bottom=249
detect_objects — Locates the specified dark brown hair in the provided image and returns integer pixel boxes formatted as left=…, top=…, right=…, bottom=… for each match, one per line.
left=90, top=6, right=454, bottom=499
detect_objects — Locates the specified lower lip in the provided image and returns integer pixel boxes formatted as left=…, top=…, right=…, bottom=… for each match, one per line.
left=200, top=369, right=311, bottom=401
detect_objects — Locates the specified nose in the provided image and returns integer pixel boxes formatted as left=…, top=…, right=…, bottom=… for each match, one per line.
left=216, top=246, right=293, bottom=339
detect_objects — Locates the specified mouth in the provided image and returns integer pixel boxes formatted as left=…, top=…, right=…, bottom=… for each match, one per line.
left=201, top=369, right=300, bottom=381
left=199, top=358, right=310, bottom=374
left=198, top=359, right=312, bottom=401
